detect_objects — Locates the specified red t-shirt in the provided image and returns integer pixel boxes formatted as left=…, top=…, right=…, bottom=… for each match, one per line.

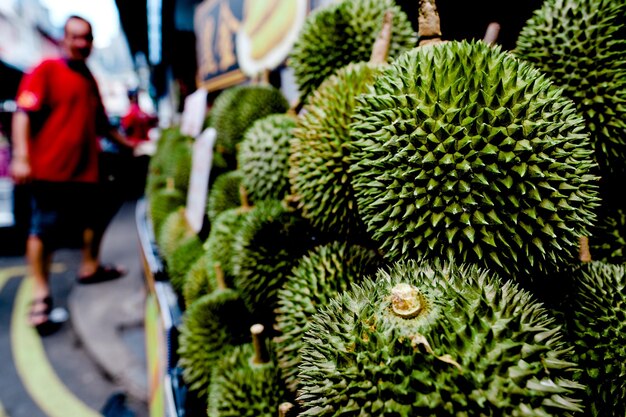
left=121, top=102, right=157, bottom=143
left=16, top=58, right=108, bottom=183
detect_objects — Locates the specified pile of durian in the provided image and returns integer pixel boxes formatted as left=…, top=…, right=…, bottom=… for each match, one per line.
left=144, top=0, right=626, bottom=416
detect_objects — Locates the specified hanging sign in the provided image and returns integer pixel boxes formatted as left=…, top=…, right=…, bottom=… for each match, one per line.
left=194, top=0, right=326, bottom=90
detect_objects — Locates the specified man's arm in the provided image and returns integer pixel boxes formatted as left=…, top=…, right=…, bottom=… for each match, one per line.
left=107, top=127, right=136, bottom=151
left=10, top=110, right=32, bottom=184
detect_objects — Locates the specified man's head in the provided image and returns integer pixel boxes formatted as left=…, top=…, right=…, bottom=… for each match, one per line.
left=63, top=15, right=94, bottom=61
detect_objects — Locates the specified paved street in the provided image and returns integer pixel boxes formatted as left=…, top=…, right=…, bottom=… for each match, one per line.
left=0, top=200, right=149, bottom=417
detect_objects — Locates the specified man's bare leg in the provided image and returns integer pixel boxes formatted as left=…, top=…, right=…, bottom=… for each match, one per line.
left=26, top=235, right=53, bottom=326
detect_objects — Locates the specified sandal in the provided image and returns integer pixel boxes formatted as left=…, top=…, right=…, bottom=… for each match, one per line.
left=77, top=264, right=127, bottom=285
left=28, top=296, right=64, bottom=336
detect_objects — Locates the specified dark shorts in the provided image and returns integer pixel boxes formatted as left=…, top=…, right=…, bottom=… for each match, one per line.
left=29, top=181, right=99, bottom=249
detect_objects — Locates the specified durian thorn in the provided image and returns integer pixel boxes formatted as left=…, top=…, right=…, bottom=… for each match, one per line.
left=278, top=402, right=296, bottom=417
left=214, top=261, right=226, bottom=290
left=411, top=333, right=463, bottom=373
left=391, top=283, right=425, bottom=318
left=579, top=235, right=591, bottom=262
left=418, top=0, right=442, bottom=45
left=165, top=176, right=175, bottom=191
left=251, top=323, right=270, bottom=364
left=483, top=22, right=501, bottom=46
left=370, top=9, right=394, bottom=65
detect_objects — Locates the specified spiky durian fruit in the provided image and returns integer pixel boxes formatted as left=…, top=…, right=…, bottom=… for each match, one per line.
left=165, top=233, right=205, bottom=295
left=273, top=241, right=384, bottom=393
left=289, top=0, right=416, bottom=102
left=204, top=207, right=250, bottom=289
left=206, top=170, right=244, bottom=224
left=182, top=250, right=216, bottom=308
left=207, top=325, right=287, bottom=417
left=563, top=262, right=626, bottom=417
left=297, top=259, right=585, bottom=416
left=177, top=289, right=252, bottom=400
left=237, top=114, right=296, bottom=204
left=290, top=61, right=383, bottom=238
left=513, top=0, right=626, bottom=176
left=147, top=126, right=190, bottom=179
left=232, top=199, right=323, bottom=330
left=211, top=85, right=290, bottom=160
left=148, top=183, right=186, bottom=240
left=157, top=207, right=194, bottom=261
left=348, top=40, right=600, bottom=282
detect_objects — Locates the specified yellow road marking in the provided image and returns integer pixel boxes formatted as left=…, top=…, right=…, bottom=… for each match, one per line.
left=0, top=263, right=66, bottom=291
left=0, top=266, right=29, bottom=290
left=11, top=273, right=101, bottom=417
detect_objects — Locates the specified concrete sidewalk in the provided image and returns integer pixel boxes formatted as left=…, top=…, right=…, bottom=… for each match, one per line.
left=68, top=199, right=149, bottom=406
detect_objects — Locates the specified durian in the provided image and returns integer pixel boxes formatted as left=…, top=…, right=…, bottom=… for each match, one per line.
left=289, top=0, right=416, bottom=102
left=564, top=262, right=626, bottom=417
left=177, top=287, right=252, bottom=400
left=148, top=180, right=185, bottom=240
left=232, top=199, right=323, bottom=330
left=207, top=324, right=287, bottom=417
left=237, top=114, right=296, bottom=204
left=513, top=0, right=626, bottom=176
left=206, top=170, right=244, bottom=224
left=165, top=233, right=205, bottom=295
left=203, top=206, right=250, bottom=289
left=182, top=250, right=216, bottom=308
left=348, top=40, right=600, bottom=281
left=157, top=207, right=194, bottom=261
left=290, top=61, right=383, bottom=238
left=210, top=84, right=290, bottom=161
left=297, top=259, right=585, bottom=416
left=273, top=241, right=383, bottom=393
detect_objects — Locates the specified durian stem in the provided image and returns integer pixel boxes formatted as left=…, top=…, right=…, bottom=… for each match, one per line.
left=278, top=402, right=296, bottom=417
left=165, top=177, right=175, bottom=191
left=418, top=0, right=443, bottom=46
left=240, top=184, right=251, bottom=211
left=391, top=283, right=425, bottom=319
left=214, top=262, right=226, bottom=290
left=579, top=236, right=591, bottom=262
left=369, top=10, right=394, bottom=65
left=483, top=22, right=501, bottom=46
left=251, top=323, right=270, bottom=364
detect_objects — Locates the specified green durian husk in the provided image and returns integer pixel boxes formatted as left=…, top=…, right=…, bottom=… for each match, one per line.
left=289, top=0, right=416, bottom=102
left=177, top=289, right=252, bottom=400
left=237, top=114, right=296, bottom=204
left=211, top=85, right=290, bottom=159
left=564, top=262, right=626, bottom=417
left=207, top=342, right=287, bottom=417
left=290, top=61, right=384, bottom=239
left=297, top=259, right=585, bottom=416
left=182, top=249, right=216, bottom=308
left=203, top=207, right=250, bottom=289
left=157, top=207, right=194, bottom=261
left=149, top=191, right=186, bottom=252
left=206, top=170, right=244, bottom=224
left=348, top=40, right=600, bottom=283
left=232, top=199, right=323, bottom=331
left=165, top=233, right=205, bottom=295
left=514, top=0, right=626, bottom=177
left=147, top=126, right=189, bottom=178
left=274, top=241, right=384, bottom=393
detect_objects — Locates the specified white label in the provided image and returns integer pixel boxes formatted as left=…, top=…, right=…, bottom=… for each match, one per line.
left=185, top=127, right=216, bottom=233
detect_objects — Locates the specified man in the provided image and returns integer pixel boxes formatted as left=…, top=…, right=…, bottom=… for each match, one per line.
left=10, top=15, right=135, bottom=335
left=120, top=88, right=158, bottom=144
